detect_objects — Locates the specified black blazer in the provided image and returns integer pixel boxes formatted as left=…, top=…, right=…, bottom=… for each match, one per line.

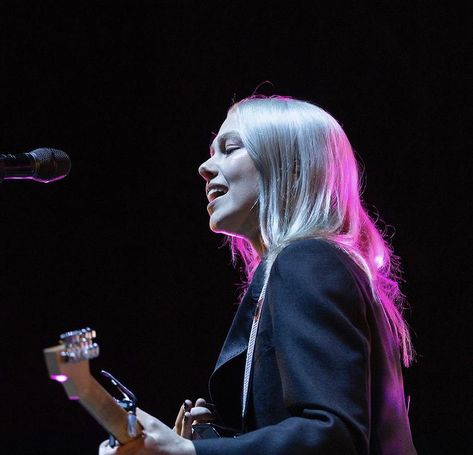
left=193, top=239, right=417, bottom=454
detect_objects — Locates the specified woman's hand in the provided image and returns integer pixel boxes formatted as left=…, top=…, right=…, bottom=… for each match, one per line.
left=98, top=408, right=196, bottom=455
left=173, top=398, right=214, bottom=439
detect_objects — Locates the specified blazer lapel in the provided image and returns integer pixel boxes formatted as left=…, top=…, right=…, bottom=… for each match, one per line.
left=207, top=263, right=265, bottom=427
left=212, top=262, right=265, bottom=372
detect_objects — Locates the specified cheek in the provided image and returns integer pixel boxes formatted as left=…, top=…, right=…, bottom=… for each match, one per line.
left=230, top=170, right=259, bottom=208
left=230, top=156, right=259, bottom=191
left=235, top=178, right=258, bottom=201
left=229, top=180, right=260, bottom=230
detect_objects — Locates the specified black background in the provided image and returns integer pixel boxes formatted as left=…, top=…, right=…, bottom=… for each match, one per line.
left=0, top=1, right=470, bottom=454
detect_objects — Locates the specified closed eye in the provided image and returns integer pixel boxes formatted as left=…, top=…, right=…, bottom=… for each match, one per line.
left=223, top=147, right=240, bottom=155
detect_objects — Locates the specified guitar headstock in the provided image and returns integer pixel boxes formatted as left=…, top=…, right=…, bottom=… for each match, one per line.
left=43, top=327, right=99, bottom=400
left=44, top=327, right=141, bottom=443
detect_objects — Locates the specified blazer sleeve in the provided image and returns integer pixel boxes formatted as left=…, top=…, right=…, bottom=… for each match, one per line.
left=193, top=240, right=372, bottom=454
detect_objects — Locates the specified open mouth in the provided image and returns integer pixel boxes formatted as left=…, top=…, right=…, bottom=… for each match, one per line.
left=207, top=185, right=228, bottom=202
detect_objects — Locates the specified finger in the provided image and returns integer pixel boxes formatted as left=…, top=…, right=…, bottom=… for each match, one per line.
left=179, top=400, right=193, bottom=438
left=181, top=411, right=193, bottom=439
left=174, top=399, right=192, bottom=434
left=190, top=406, right=214, bottom=424
left=195, top=398, right=206, bottom=407
left=195, top=399, right=217, bottom=415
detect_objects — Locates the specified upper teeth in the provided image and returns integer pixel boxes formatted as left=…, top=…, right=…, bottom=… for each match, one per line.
left=209, top=188, right=226, bottom=197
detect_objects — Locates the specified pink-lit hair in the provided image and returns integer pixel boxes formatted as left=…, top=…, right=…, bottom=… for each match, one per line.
left=225, top=95, right=413, bottom=367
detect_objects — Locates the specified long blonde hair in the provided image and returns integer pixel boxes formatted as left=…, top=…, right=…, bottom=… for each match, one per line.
left=226, top=95, right=413, bottom=366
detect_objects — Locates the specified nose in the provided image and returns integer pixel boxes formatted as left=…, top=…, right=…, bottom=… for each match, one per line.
left=198, top=157, right=217, bottom=182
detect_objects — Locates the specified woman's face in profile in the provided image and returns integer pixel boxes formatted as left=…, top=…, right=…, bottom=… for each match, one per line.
left=199, top=112, right=260, bottom=243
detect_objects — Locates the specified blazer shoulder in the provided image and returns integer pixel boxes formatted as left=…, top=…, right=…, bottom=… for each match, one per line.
left=277, top=237, right=340, bottom=258
left=270, top=238, right=371, bottom=313
left=274, top=238, right=359, bottom=279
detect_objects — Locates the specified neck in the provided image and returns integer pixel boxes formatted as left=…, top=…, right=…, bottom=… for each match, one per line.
left=248, top=233, right=266, bottom=258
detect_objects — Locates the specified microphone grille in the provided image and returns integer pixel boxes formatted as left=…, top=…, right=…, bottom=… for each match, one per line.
left=29, top=148, right=71, bottom=182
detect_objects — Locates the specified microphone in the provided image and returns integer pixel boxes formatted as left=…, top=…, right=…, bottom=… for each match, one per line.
left=0, top=148, right=71, bottom=183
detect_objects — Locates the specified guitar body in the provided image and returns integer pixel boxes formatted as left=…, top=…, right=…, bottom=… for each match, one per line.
left=44, top=328, right=142, bottom=444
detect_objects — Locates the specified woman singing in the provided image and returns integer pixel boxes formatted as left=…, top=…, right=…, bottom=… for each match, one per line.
left=99, top=95, right=417, bottom=454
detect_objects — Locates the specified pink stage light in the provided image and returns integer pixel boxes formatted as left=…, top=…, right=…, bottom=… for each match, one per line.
left=51, top=374, right=68, bottom=383
left=374, top=254, right=384, bottom=268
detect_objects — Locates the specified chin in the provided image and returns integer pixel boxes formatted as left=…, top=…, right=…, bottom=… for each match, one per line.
left=209, top=217, right=237, bottom=236
left=209, top=213, right=225, bottom=232
left=209, top=223, right=230, bottom=235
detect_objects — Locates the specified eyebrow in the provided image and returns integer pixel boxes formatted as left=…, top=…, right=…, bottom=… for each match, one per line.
left=209, top=130, right=242, bottom=152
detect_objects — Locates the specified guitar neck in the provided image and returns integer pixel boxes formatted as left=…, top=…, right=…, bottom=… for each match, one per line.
left=78, top=375, right=143, bottom=444
left=44, top=343, right=142, bottom=444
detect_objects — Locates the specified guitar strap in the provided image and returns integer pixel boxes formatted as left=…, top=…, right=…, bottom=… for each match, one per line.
left=241, top=270, right=269, bottom=422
